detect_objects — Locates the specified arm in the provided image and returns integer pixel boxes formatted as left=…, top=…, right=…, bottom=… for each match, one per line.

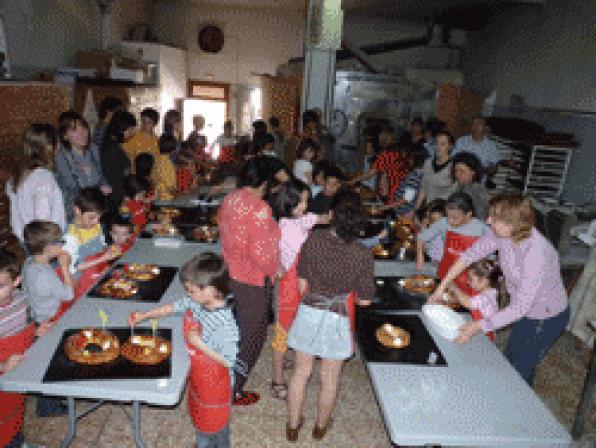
left=187, top=328, right=230, bottom=367
left=416, top=239, right=426, bottom=270
left=448, top=283, right=472, bottom=309
left=129, top=303, right=174, bottom=326
left=298, top=277, right=308, bottom=296
left=0, top=354, right=25, bottom=374
left=76, top=245, right=120, bottom=273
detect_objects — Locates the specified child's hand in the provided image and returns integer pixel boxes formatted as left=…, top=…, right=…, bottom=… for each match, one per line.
left=57, top=251, right=71, bottom=268
left=415, top=259, right=425, bottom=271
left=4, top=354, right=24, bottom=372
left=105, top=245, right=122, bottom=261
left=36, top=320, right=54, bottom=337
left=128, top=311, right=143, bottom=326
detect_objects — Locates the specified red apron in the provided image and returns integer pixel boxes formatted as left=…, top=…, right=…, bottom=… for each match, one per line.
left=346, top=292, right=356, bottom=352
left=184, top=311, right=231, bottom=434
left=218, top=146, right=235, bottom=164
left=0, top=324, right=36, bottom=446
left=277, top=261, right=301, bottom=331
left=437, top=231, right=494, bottom=341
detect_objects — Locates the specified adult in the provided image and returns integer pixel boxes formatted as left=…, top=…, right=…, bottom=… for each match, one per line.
left=218, top=156, right=281, bottom=405
left=92, top=96, right=124, bottom=147
left=429, top=193, right=570, bottom=386
left=451, top=152, right=490, bottom=220
left=286, top=190, right=374, bottom=441
left=309, top=165, right=344, bottom=215
left=213, top=120, right=237, bottom=163
left=422, top=117, right=447, bottom=159
left=7, top=124, right=65, bottom=242
left=55, top=111, right=110, bottom=222
left=100, top=111, right=136, bottom=212
left=399, top=117, right=428, bottom=160
left=123, top=107, right=160, bottom=166
left=161, top=109, right=182, bottom=162
left=268, top=116, right=287, bottom=162
left=452, top=116, right=502, bottom=183
left=415, top=129, right=455, bottom=211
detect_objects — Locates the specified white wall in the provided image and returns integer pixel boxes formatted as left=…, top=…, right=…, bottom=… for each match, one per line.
left=462, top=0, right=596, bottom=111
left=0, top=0, right=152, bottom=77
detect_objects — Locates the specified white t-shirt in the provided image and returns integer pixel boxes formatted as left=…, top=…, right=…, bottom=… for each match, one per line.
left=293, top=159, right=313, bottom=184
left=452, top=135, right=502, bottom=167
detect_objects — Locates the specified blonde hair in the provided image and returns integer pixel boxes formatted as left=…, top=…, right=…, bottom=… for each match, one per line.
left=489, top=192, right=534, bottom=242
left=12, top=124, right=57, bottom=192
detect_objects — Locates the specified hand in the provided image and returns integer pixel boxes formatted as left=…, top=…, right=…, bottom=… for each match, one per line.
left=455, top=321, right=482, bottom=344
left=317, top=213, right=331, bottom=225
left=105, top=245, right=122, bottom=261
left=57, top=251, right=71, bottom=268
left=415, top=259, right=425, bottom=271
left=128, top=311, right=143, bottom=326
left=36, top=320, right=54, bottom=337
left=4, top=354, right=24, bottom=372
left=100, top=185, right=112, bottom=195
left=427, top=286, right=446, bottom=304
left=357, top=299, right=372, bottom=306
left=377, top=229, right=388, bottom=240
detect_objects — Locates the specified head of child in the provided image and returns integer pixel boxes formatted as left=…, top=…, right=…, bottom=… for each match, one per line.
left=104, top=111, right=137, bottom=145
left=452, top=152, right=483, bottom=186
left=73, top=187, right=106, bottom=229
left=164, top=110, right=182, bottom=137
left=110, top=216, right=133, bottom=245
left=176, top=149, right=196, bottom=171
left=180, top=253, right=229, bottom=308
left=140, top=108, right=159, bottom=135
left=313, top=160, right=330, bottom=187
left=59, top=111, right=90, bottom=151
left=467, top=258, right=510, bottom=308
left=435, top=130, right=454, bottom=160
left=0, top=249, right=21, bottom=305
left=297, top=139, right=317, bottom=162
left=323, top=165, right=344, bottom=198
left=193, top=115, right=205, bottom=132
left=24, top=220, right=63, bottom=262
left=445, top=192, right=474, bottom=228
left=302, top=110, right=319, bottom=135
left=427, top=198, right=447, bottom=225
left=135, top=153, right=154, bottom=180
left=258, top=133, right=275, bottom=155
left=123, top=176, right=147, bottom=202
left=272, top=178, right=310, bottom=220
left=409, top=148, right=427, bottom=171
left=159, top=134, right=178, bottom=155
left=378, top=127, right=394, bottom=150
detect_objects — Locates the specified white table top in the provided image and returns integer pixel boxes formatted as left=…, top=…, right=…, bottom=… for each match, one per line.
left=364, top=311, right=571, bottom=447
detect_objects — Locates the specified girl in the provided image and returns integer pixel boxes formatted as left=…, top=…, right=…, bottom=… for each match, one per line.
left=176, top=148, right=198, bottom=194
left=445, top=258, right=509, bottom=341
left=269, top=179, right=329, bottom=400
left=293, top=139, right=317, bottom=185
left=122, top=176, right=149, bottom=230
left=7, top=124, right=66, bottom=243
left=451, top=151, right=490, bottom=220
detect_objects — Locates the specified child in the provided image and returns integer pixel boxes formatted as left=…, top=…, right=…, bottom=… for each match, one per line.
left=22, top=221, right=75, bottom=417
left=0, top=248, right=53, bottom=445
left=419, top=199, right=447, bottom=262
left=293, top=138, right=317, bottom=185
left=310, top=160, right=330, bottom=198
left=122, top=176, right=149, bottom=229
left=123, top=107, right=160, bottom=164
left=154, top=134, right=178, bottom=200
left=129, top=253, right=239, bottom=448
left=269, top=179, right=329, bottom=399
left=108, top=215, right=134, bottom=248
left=63, top=187, right=120, bottom=275
left=388, top=148, right=427, bottom=216
left=416, top=192, right=486, bottom=270
left=176, top=148, right=198, bottom=194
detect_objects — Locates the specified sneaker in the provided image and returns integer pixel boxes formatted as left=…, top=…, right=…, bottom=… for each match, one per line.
left=233, top=391, right=260, bottom=406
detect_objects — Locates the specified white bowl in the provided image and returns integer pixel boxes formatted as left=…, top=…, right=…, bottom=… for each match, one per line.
left=422, top=304, right=467, bottom=341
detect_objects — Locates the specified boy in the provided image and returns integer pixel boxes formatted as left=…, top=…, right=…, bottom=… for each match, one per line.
left=129, top=253, right=239, bottom=448
left=124, top=107, right=160, bottom=165
left=107, top=215, right=134, bottom=247
left=122, top=176, right=149, bottom=229
left=63, top=187, right=120, bottom=275
left=22, top=221, right=74, bottom=417
left=153, top=135, right=178, bottom=200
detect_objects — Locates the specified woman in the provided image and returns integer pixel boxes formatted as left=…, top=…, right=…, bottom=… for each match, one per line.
left=100, top=111, right=136, bottom=212
left=429, top=193, right=570, bottom=386
left=286, top=190, right=374, bottom=441
left=7, top=124, right=66, bottom=242
left=55, top=111, right=111, bottom=222
left=415, top=129, right=455, bottom=210
left=218, top=156, right=281, bottom=406
left=451, top=151, right=490, bottom=220
left=161, top=109, right=182, bottom=162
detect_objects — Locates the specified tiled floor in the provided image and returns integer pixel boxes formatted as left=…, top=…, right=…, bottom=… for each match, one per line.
left=23, top=328, right=594, bottom=448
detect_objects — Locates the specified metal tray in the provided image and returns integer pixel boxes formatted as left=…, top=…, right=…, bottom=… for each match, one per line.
left=43, top=328, right=172, bottom=382
left=370, top=276, right=435, bottom=311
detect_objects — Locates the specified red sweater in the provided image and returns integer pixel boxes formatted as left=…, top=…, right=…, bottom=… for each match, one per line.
left=218, top=188, right=280, bottom=286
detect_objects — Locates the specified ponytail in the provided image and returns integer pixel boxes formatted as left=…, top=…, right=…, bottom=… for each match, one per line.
left=468, top=258, right=510, bottom=309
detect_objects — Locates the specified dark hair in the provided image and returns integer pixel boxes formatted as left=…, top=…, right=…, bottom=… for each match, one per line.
left=411, top=117, right=425, bottom=128
left=410, top=149, right=427, bottom=170
left=296, top=138, right=318, bottom=159
left=102, top=111, right=137, bottom=148
left=179, top=252, right=230, bottom=298
left=267, top=157, right=292, bottom=181
left=134, top=153, right=154, bottom=179
left=110, top=214, right=133, bottom=231
left=260, top=133, right=275, bottom=148
left=159, top=134, right=178, bottom=154
left=237, top=156, right=272, bottom=190
left=425, top=117, right=446, bottom=138
left=224, top=120, right=233, bottom=129
left=435, top=129, right=455, bottom=146
left=252, top=120, right=267, bottom=132
left=58, top=110, right=90, bottom=149
left=331, top=189, right=366, bottom=243
left=0, top=248, right=21, bottom=279
left=268, top=116, right=280, bottom=128
left=452, top=151, right=483, bottom=183
left=324, top=164, right=345, bottom=182
left=415, top=206, right=428, bottom=223
left=140, top=107, right=159, bottom=125
left=99, top=97, right=124, bottom=120
left=74, top=187, right=106, bottom=214
left=313, top=160, right=331, bottom=182
left=123, top=176, right=147, bottom=199
left=427, top=198, right=447, bottom=216
left=271, top=178, right=309, bottom=219
left=237, top=136, right=257, bottom=160
left=163, top=109, right=181, bottom=136
left=446, top=192, right=474, bottom=215
left=302, top=110, right=318, bottom=128
left=23, top=220, right=62, bottom=255
left=468, top=258, right=510, bottom=309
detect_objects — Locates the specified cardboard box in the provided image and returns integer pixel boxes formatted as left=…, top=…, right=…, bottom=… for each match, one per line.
left=75, top=50, right=112, bottom=75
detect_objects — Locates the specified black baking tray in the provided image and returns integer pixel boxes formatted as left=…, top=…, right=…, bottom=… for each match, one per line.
left=43, top=327, right=172, bottom=382
left=88, top=264, right=178, bottom=302
left=139, top=226, right=219, bottom=244
left=356, top=312, right=446, bottom=366
left=151, top=205, right=218, bottom=228
left=360, top=221, right=386, bottom=239
left=369, top=277, right=435, bottom=311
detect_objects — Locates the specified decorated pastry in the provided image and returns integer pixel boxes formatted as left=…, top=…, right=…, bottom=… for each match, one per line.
left=121, top=335, right=172, bottom=365
left=64, top=328, right=120, bottom=365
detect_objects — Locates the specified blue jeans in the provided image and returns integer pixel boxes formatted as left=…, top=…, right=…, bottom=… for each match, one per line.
left=504, top=306, right=570, bottom=386
left=5, top=430, right=24, bottom=448
left=196, top=423, right=230, bottom=448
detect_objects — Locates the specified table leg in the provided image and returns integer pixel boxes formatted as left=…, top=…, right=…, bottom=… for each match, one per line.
left=60, top=397, right=76, bottom=448
left=132, top=401, right=147, bottom=448
left=572, top=344, right=595, bottom=440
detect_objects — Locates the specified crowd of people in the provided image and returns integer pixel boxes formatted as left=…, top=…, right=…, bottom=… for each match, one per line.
left=0, top=100, right=570, bottom=447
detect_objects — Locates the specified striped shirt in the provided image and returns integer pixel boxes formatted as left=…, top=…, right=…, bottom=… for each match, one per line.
left=393, top=168, right=424, bottom=215
left=0, top=291, right=29, bottom=338
left=172, top=296, right=239, bottom=375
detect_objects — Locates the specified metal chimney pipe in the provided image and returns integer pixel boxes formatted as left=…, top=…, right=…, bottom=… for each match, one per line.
left=97, top=0, right=115, bottom=50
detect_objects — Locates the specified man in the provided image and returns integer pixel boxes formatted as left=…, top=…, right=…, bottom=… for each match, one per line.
left=452, top=116, right=503, bottom=185
left=92, top=97, right=124, bottom=147
left=268, top=116, right=287, bottom=161
left=123, top=107, right=160, bottom=166
left=309, top=165, right=344, bottom=214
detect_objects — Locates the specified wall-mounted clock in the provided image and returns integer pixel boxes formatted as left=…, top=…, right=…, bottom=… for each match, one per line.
left=198, top=25, right=224, bottom=53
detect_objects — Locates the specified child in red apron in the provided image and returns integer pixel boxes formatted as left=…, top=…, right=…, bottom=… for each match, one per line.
left=269, top=179, right=329, bottom=400
left=447, top=258, right=508, bottom=342
left=122, top=176, right=150, bottom=230
left=129, top=252, right=238, bottom=448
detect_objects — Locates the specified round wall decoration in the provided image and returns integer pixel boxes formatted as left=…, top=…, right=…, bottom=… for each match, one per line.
left=198, top=25, right=224, bottom=53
